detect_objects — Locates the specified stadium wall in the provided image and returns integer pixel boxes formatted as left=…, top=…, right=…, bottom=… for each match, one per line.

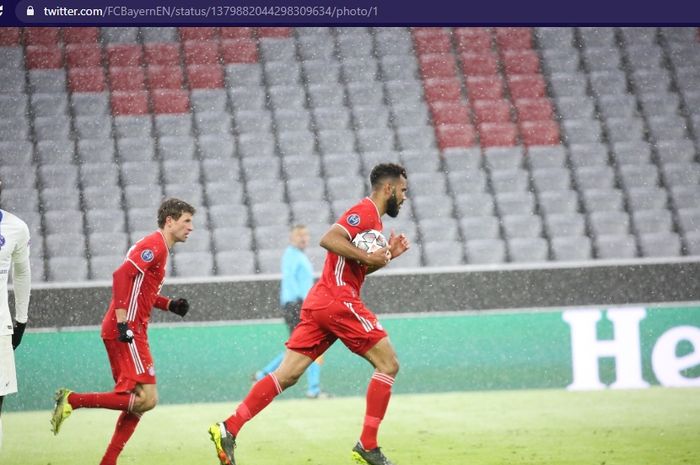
left=17, top=258, right=700, bottom=328
left=7, top=303, right=700, bottom=412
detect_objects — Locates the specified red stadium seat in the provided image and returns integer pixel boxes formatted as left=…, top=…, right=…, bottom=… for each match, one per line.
left=179, top=27, right=218, bottom=41
left=413, top=28, right=452, bottom=55
left=256, top=27, right=292, bottom=38
left=460, top=52, right=499, bottom=76
left=65, top=44, right=102, bottom=68
left=419, top=53, right=458, bottom=79
left=187, top=64, right=225, bottom=89
left=478, top=122, right=518, bottom=147
left=0, top=28, right=21, bottom=46
left=454, top=27, right=493, bottom=53
left=220, top=39, right=258, bottom=63
left=502, top=50, right=541, bottom=75
left=24, top=27, right=60, bottom=46
left=62, top=27, right=100, bottom=43
left=507, top=74, right=546, bottom=99
left=472, top=99, right=512, bottom=125
left=466, top=75, right=504, bottom=100
left=182, top=40, right=220, bottom=65
left=68, top=67, right=106, bottom=92
left=111, top=91, right=149, bottom=115
left=144, top=43, right=181, bottom=66
left=519, top=121, right=561, bottom=146
left=146, top=65, right=184, bottom=90
left=436, top=124, right=476, bottom=149
left=423, top=77, right=463, bottom=103
left=495, top=27, right=533, bottom=50
left=151, top=89, right=190, bottom=113
left=514, top=98, right=554, bottom=122
left=430, top=102, right=471, bottom=126
left=107, top=44, right=143, bottom=67
left=25, top=45, right=63, bottom=69
left=220, top=27, right=254, bottom=39
left=109, top=66, right=146, bottom=91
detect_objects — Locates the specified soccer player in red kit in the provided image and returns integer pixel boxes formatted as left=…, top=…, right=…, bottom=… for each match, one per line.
left=50, top=198, right=195, bottom=465
left=209, top=163, right=410, bottom=465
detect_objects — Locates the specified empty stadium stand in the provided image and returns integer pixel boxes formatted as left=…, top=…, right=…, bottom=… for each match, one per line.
left=0, top=26, right=698, bottom=281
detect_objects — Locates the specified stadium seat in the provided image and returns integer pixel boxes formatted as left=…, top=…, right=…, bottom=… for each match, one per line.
left=419, top=53, right=458, bottom=79
left=460, top=52, right=499, bottom=76
left=478, top=122, right=518, bottom=147
left=25, top=45, right=63, bottom=69
left=502, top=50, right=541, bottom=75
left=507, top=74, right=546, bottom=99
left=454, top=27, right=492, bottom=53
left=466, top=76, right=504, bottom=100
left=495, top=27, right=533, bottom=50
left=183, top=40, right=220, bottom=65
left=106, top=44, right=143, bottom=67
left=68, top=67, right=106, bottom=92
left=65, top=44, right=102, bottom=68
left=519, top=121, right=561, bottom=146
left=144, top=43, right=181, bottom=65
left=436, top=124, right=476, bottom=149
left=152, top=90, right=190, bottom=114
left=472, top=99, right=512, bottom=125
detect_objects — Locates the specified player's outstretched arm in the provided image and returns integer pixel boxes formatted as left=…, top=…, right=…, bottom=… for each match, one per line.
left=320, top=225, right=390, bottom=268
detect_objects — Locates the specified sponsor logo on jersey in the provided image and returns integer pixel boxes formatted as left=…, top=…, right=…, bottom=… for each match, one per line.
left=141, top=249, right=154, bottom=262
left=148, top=366, right=156, bottom=376
left=347, top=213, right=360, bottom=226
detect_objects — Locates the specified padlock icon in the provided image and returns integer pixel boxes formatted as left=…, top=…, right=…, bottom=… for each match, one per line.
left=26, top=5, right=35, bottom=16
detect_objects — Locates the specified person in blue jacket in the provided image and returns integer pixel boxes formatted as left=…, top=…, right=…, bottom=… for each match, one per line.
left=254, top=224, right=327, bottom=398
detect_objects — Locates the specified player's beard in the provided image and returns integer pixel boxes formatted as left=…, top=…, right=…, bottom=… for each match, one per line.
left=386, top=191, right=401, bottom=218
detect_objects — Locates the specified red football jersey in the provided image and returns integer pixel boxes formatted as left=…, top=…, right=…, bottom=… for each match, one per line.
left=306, top=197, right=383, bottom=306
left=101, top=231, right=169, bottom=339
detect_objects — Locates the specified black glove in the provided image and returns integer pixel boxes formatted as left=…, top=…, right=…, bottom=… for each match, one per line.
left=12, top=321, right=26, bottom=350
left=168, top=298, right=189, bottom=317
left=117, top=322, right=134, bottom=343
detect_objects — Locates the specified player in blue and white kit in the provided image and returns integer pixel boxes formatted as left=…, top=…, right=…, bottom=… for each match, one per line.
left=0, top=180, right=32, bottom=450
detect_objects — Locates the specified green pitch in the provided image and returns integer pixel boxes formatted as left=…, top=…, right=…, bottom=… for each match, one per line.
left=2, top=388, right=699, bottom=465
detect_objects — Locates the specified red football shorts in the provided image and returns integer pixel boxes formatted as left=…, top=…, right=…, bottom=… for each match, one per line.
left=286, top=297, right=388, bottom=360
left=104, top=336, right=156, bottom=392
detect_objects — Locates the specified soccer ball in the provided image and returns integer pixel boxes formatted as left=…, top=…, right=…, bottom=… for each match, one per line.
left=352, top=229, right=388, bottom=253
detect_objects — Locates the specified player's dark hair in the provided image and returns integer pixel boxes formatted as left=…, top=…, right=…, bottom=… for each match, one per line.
left=157, top=198, right=196, bottom=228
left=369, top=163, right=407, bottom=190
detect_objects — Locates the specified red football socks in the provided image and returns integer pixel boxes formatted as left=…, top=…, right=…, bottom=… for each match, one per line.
left=224, top=373, right=283, bottom=436
left=68, top=392, right=134, bottom=411
left=360, top=372, right=395, bottom=450
left=99, top=412, right=142, bottom=465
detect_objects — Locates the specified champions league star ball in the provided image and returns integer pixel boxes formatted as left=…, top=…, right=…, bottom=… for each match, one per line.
left=352, top=229, right=388, bottom=253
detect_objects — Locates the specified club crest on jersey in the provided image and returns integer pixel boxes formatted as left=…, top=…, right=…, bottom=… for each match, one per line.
left=347, top=214, right=360, bottom=226
left=141, top=249, right=154, bottom=262
left=0, top=235, right=5, bottom=249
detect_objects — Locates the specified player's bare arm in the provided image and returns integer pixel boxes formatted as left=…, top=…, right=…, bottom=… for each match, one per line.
left=320, top=225, right=391, bottom=268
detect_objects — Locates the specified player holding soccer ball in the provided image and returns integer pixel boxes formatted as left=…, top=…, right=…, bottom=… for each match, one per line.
left=50, top=198, right=195, bottom=465
left=210, top=163, right=410, bottom=465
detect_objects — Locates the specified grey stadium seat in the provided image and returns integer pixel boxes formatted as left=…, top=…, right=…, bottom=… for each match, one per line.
left=632, top=209, right=673, bottom=234
left=154, top=114, right=192, bottom=137
left=45, top=233, right=86, bottom=258
left=569, top=143, right=609, bottom=167
left=216, top=250, right=256, bottom=275
left=422, top=241, right=465, bottom=267
left=502, top=215, right=543, bottom=239
left=419, top=218, right=460, bottom=242
left=291, top=201, right=333, bottom=225
left=205, top=182, right=244, bottom=206
left=90, top=255, right=124, bottom=280
left=526, top=145, right=567, bottom=169
left=459, top=216, right=501, bottom=240
left=484, top=146, right=524, bottom=171
left=117, top=137, right=156, bottom=162
left=162, top=159, right=200, bottom=185
left=551, top=236, right=593, bottom=261
left=121, top=161, right=160, bottom=186
left=286, top=177, right=326, bottom=203
left=238, top=132, right=275, bottom=158
left=198, top=134, right=236, bottom=160
left=256, top=248, right=285, bottom=274
left=77, top=139, right=116, bottom=164
left=412, top=194, right=454, bottom=221
left=545, top=213, right=586, bottom=237
left=574, top=165, right=615, bottom=190
left=86, top=209, right=127, bottom=234
left=465, top=239, right=507, bottom=264
left=31, top=93, right=68, bottom=117
left=639, top=233, right=681, bottom=258
left=246, top=180, right=284, bottom=204
left=114, top=115, right=153, bottom=138
left=581, top=189, right=625, bottom=212
left=507, top=237, right=549, bottom=263
left=626, top=187, right=668, bottom=211
left=87, top=232, right=129, bottom=257
left=43, top=209, right=83, bottom=235
left=251, top=202, right=290, bottom=227
left=82, top=185, right=123, bottom=210
left=194, top=110, right=231, bottom=135
left=537, top=190, right=579, bottom=215
left=212, top=227, right=253, bottom=252
left=174, top=252, right=214, bottom=277
left=588, top=210, right=631, bottom=236
left=159, top=136, right=197, bottom=161
left=48, top=257, right=88, bottom=282
left=496, top=192, right=536, bottom=216
left=595, top=234, right=638, bottom=259
left=447, top=169, right=488, bottom=194
left=41, top=187, right=80, bottom=211
left=454, top=192, right=496, bottom=217
left=209, top=204, right=249, bottom=228
left=254, top=225, right=290, bottom=249
left=490, top=169, right=529, bottom=193
left=38, top=164, right=79, bottom=189
left=326, top=175, right=366, bottom=202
